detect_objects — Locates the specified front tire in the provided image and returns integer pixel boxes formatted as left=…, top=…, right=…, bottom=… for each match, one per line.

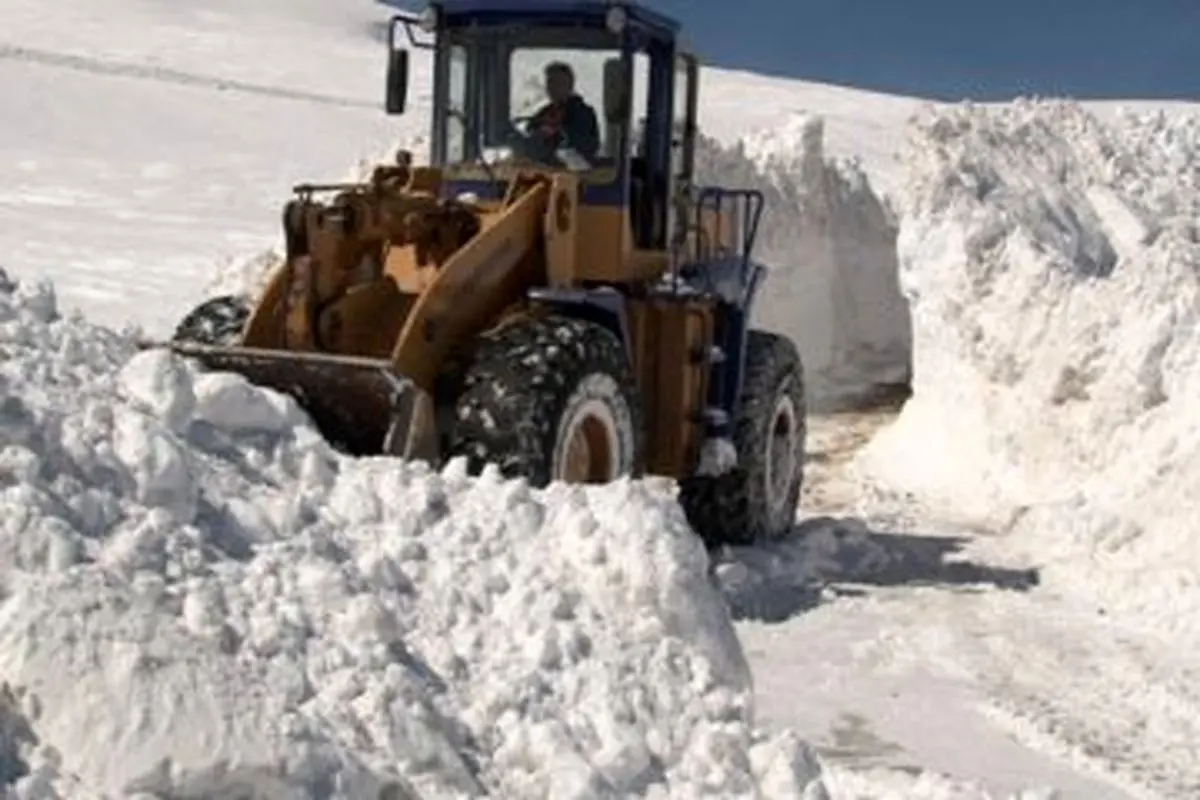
left=449, top=315, right=643, bottom=486
left=680, top=330, right=807, bottom=547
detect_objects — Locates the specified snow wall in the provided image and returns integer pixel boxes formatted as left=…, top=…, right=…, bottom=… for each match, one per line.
left=697, top=116, right=910, bottom=408
left=0, top=274, right=827, bottom=798
left=860, top=101, right=1200, bottom=632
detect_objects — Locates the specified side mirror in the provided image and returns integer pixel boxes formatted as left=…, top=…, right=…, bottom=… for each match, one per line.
left=386, top=48, right=409, bottom=115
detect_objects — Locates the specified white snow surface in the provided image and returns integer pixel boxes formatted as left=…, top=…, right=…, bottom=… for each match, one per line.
left=861, top=99, right=1200, bottom=637
left=0, top=277, right=827, bottom=797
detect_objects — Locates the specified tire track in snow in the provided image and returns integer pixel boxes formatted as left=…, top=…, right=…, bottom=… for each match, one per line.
left=0, top=43, right=380, bottom=110
left=748, top=410, right=1189, bottom=798
left=800, top=412, right=1198, bottom=797
left=907, top=593, right=1200, bottom=800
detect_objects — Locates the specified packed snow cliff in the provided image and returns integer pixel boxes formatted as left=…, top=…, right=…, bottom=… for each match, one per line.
left=725, top=114, right=911, bottom=405
left=0, top=273, right=826, bottom=798
left=861, top=100, right=1200, bottom=639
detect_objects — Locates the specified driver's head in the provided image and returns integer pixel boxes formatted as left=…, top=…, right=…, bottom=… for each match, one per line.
left=544, top=62, right=575, bottom=104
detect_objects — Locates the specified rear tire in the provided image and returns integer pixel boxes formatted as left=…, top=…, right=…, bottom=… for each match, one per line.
left=679, top=330, right=807, bottom=547
left=449, top=315, right=643, bottom=486
left=172, top=294, right=250, bottom=346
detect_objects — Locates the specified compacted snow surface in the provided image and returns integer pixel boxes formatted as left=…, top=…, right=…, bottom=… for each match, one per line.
left=0, top=277, right=825, bottom=797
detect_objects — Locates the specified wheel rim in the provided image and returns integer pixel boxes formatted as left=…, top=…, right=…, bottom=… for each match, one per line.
left=763, top=380, right=799, bottom=521
left=557, top=398, right=619, bottom=483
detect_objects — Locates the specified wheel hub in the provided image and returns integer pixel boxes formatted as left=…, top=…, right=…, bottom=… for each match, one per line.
left=763, top=382, right=799, bottom=519
left=556, top=395, right=620, bottom=484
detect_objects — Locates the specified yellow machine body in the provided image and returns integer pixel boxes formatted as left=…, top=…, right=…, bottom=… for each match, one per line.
left=168, top=158, right=737, bottom=477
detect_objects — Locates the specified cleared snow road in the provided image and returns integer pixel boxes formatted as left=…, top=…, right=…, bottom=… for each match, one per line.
left=720, top=409, right=1196, bottom=799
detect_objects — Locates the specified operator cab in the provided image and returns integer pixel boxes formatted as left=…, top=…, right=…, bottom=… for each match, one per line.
left=381, top=0, right=699, bottom=253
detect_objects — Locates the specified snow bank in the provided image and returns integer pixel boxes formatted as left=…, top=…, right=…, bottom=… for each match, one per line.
left=860, top=101, right=1200, bottom=631
left=0, top=272, right=826, bottom=798
left=698, top=116, right=910, bottom=407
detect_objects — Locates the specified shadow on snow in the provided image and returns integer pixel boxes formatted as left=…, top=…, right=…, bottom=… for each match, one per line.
left=713, top=516, right=1040, bottom=623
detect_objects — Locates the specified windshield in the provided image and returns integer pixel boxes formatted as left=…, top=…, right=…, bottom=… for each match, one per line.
left=434, top=26, right=644, bottom=177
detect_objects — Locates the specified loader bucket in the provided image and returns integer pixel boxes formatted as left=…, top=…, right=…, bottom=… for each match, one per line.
left=166, top=341, right=409, bottom=456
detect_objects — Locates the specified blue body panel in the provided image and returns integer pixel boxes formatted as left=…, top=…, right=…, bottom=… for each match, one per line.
left=676, top=259, right=767, bottom=423
left=677, top=186, right=769, bottom=428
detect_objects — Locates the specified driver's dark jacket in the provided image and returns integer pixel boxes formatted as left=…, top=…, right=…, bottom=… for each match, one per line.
left=531, top=94, right=600, bottom=159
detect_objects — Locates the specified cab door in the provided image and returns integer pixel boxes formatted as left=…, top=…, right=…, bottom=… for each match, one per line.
left=666, top=53, right=698, bottom=256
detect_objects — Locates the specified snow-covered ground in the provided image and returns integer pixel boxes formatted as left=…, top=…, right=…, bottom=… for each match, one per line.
left=0, top=0, right=414, bottom=335
left=4, top=0, right=1200, bottom=797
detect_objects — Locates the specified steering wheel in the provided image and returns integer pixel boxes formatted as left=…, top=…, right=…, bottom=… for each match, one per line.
left=505, top=115, right=570, bottom=166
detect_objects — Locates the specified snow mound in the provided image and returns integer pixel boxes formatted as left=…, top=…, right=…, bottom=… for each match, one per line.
left=203, top=248, right=284, bottom=303
left=697, top=118, right=910, bottom=408
left=0, top=271, right=826, bottom=798
left=860, top=101, right=1200, bottom=631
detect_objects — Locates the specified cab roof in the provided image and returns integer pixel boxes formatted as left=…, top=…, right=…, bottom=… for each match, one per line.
left=396, top=1, right=681, bottom=38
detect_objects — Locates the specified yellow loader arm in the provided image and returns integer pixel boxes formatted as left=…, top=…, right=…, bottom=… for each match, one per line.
left=158, top=166, right=554, bottom=456
left=389, top=177, right=550, bottom=391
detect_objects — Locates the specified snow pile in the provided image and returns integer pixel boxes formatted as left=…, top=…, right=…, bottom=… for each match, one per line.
left=697, top=117, right=910, bottom=408
left=0, top=272, right=827, bottom=798
left=741, top=112, right=877, bottom=184
left=861, top=101, right=1200, bottom=628
left=203, top=248, right=285, bottom=303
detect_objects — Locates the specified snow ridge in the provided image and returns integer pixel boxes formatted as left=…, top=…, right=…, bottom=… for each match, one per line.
left=0, top=272, right=826, bottom=798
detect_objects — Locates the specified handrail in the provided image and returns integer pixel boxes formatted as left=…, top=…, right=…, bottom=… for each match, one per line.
left=692, top=186, right=764, bottom=277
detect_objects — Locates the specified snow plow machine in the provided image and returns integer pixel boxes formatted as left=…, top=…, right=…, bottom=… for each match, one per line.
left=159, top=0, right=807, bottom=546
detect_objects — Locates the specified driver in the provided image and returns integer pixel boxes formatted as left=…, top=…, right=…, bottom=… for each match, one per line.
left=529, top=61, right=600, bottom=160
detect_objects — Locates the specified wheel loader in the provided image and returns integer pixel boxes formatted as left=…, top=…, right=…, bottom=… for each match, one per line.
left=162, top=0, right=807, bottom=546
